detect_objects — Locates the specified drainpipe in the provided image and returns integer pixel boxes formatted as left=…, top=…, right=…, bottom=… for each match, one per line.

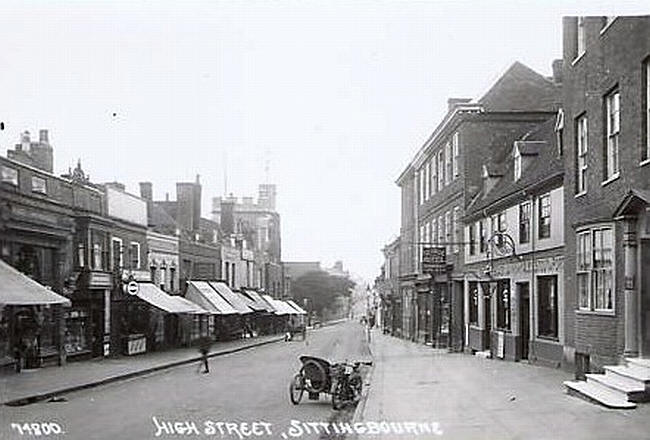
left=530, top=192, right=536, bottom=361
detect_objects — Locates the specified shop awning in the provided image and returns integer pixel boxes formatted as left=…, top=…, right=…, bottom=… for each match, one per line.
left=0, top=259, right=71, bottom=306
left=286, top=299, right=308, bottom=315
left=243, top=289, right=275, bottom=313
left=185, top=281, right=238, bottom=315
left=136, top=283, right=208, bottom=314
left=262, top=295, right=298, bottom=315
left=208, top=281, right=252, bottom=314
left=236, top=290, right=264, bottom=312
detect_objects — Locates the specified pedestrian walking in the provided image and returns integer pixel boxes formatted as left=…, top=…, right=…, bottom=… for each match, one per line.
left=197, top=336, right=211, bottom=374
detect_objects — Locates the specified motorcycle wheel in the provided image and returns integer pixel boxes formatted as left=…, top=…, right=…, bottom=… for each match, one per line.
left=331, top=382, right=345, bottom=410
left=290, top=374, right=304, bottom=405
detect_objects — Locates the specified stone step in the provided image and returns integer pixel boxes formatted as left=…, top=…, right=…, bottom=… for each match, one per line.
left=626, top=357, right=650, bottom=372
left=586, top=373, right=647, bottom=402
left=564, top=380, right=636, bottom=409
left=604, top=365, right=650, bottom=389
left=474, top=350, right=491, bottom=359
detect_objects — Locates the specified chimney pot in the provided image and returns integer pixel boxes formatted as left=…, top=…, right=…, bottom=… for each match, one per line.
left=39, top=129, right=49, bottom=143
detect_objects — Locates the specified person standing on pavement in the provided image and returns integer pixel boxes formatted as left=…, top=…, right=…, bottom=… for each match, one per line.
left=198, top=336, right=211, bottom=374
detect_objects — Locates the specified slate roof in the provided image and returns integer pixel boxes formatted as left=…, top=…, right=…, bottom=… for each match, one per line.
left=478, top=62, right=561, bottom=113
left=466, top=117, right=563, bottom=217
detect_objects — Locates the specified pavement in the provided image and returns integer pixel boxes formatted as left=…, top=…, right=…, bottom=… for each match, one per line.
left=358, top=330, right=650, bottom=440
left=0, top=333, right=284, bottom=406
left=1, top=320, right=369, bottom=440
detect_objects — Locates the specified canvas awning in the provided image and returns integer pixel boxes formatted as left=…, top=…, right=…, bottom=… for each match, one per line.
left=262, top=295, right=298, bottom=315
left=136, top=283, right=207, bottom=314
left=236, top=290, right=264, bottom=312
left=0, top=259, right=71, bottom=306
left=243, top=289, right=275, bottom=313
left=185, top=281, right=238, bottom=315
left=286, top=299, right=308, bottom=315
left=208, top=281, right=252, bottom=314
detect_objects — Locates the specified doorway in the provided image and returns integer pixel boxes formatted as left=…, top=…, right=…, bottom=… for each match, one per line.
left=641, top=240, right=650, bottom=357
left=518, top=282, right=530, bottom=360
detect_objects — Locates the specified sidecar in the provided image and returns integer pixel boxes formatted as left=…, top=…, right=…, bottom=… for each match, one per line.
left=289, top=355, right=333, bottom=404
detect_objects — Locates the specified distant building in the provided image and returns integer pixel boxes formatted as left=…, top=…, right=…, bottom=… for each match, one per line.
left=212, top=184, right=283, bottom=296
left=283, top=261, right=322, bottom=281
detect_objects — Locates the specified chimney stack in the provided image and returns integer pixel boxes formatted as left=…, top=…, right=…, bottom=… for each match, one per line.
left=139, top=182, right=154, bottom=226
left=220, top=199, right=235, bottom=236
left=447, top=98, right=473, bottom=112
left=552, top=59, right=563, bottom=84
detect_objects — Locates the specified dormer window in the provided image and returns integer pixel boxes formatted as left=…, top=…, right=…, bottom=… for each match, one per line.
left=514, top=149, right=522, bottom=181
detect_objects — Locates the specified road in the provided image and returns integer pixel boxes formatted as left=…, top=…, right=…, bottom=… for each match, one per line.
left=1, top=321, right=371, bottom=440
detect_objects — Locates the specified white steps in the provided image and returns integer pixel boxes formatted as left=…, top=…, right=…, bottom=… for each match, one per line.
left=564, top=357, right=650, bottom=408
left=564, top=380, right=636, bottom=409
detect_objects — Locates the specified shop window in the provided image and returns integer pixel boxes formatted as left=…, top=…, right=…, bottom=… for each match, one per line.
left=469, top=282, right=479, bottom=325
left=519, top=202, right=531, bottom=244
left=496, top=280, right=511, bottom=330
left=577, top=226, right=614, bottom=312
left=1, top=165, right=18, bottom=186
left=538, top=194, right=551, bottom=239
left=64, top=309, right=90, bottom=354
left=538, top=275, right=558, bottom=339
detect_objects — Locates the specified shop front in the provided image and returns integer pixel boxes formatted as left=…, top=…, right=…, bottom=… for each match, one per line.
left=0, top=259, right=71, bottom=371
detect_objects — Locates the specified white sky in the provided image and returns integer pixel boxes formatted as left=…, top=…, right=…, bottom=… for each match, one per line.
left=0, top=1, right=646, bottom=282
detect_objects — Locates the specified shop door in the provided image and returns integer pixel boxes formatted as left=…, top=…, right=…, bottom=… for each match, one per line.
left=518, top=282, right=530, bottom=360
left=641, top=240, right=650, bottom=357
left=91, top=306, right=104, bottom=357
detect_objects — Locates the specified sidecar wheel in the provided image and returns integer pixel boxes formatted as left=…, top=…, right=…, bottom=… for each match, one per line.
left=290, top=374, right=304, bottom=405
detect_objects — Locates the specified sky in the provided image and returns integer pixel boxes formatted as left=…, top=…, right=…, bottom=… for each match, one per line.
left=0, top=1, right=646, bottom=282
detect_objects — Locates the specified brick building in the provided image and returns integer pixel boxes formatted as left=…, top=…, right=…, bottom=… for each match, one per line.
left=561, top=16, right=650, bottom=373
left=396, top=62, right=561, bottom=350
